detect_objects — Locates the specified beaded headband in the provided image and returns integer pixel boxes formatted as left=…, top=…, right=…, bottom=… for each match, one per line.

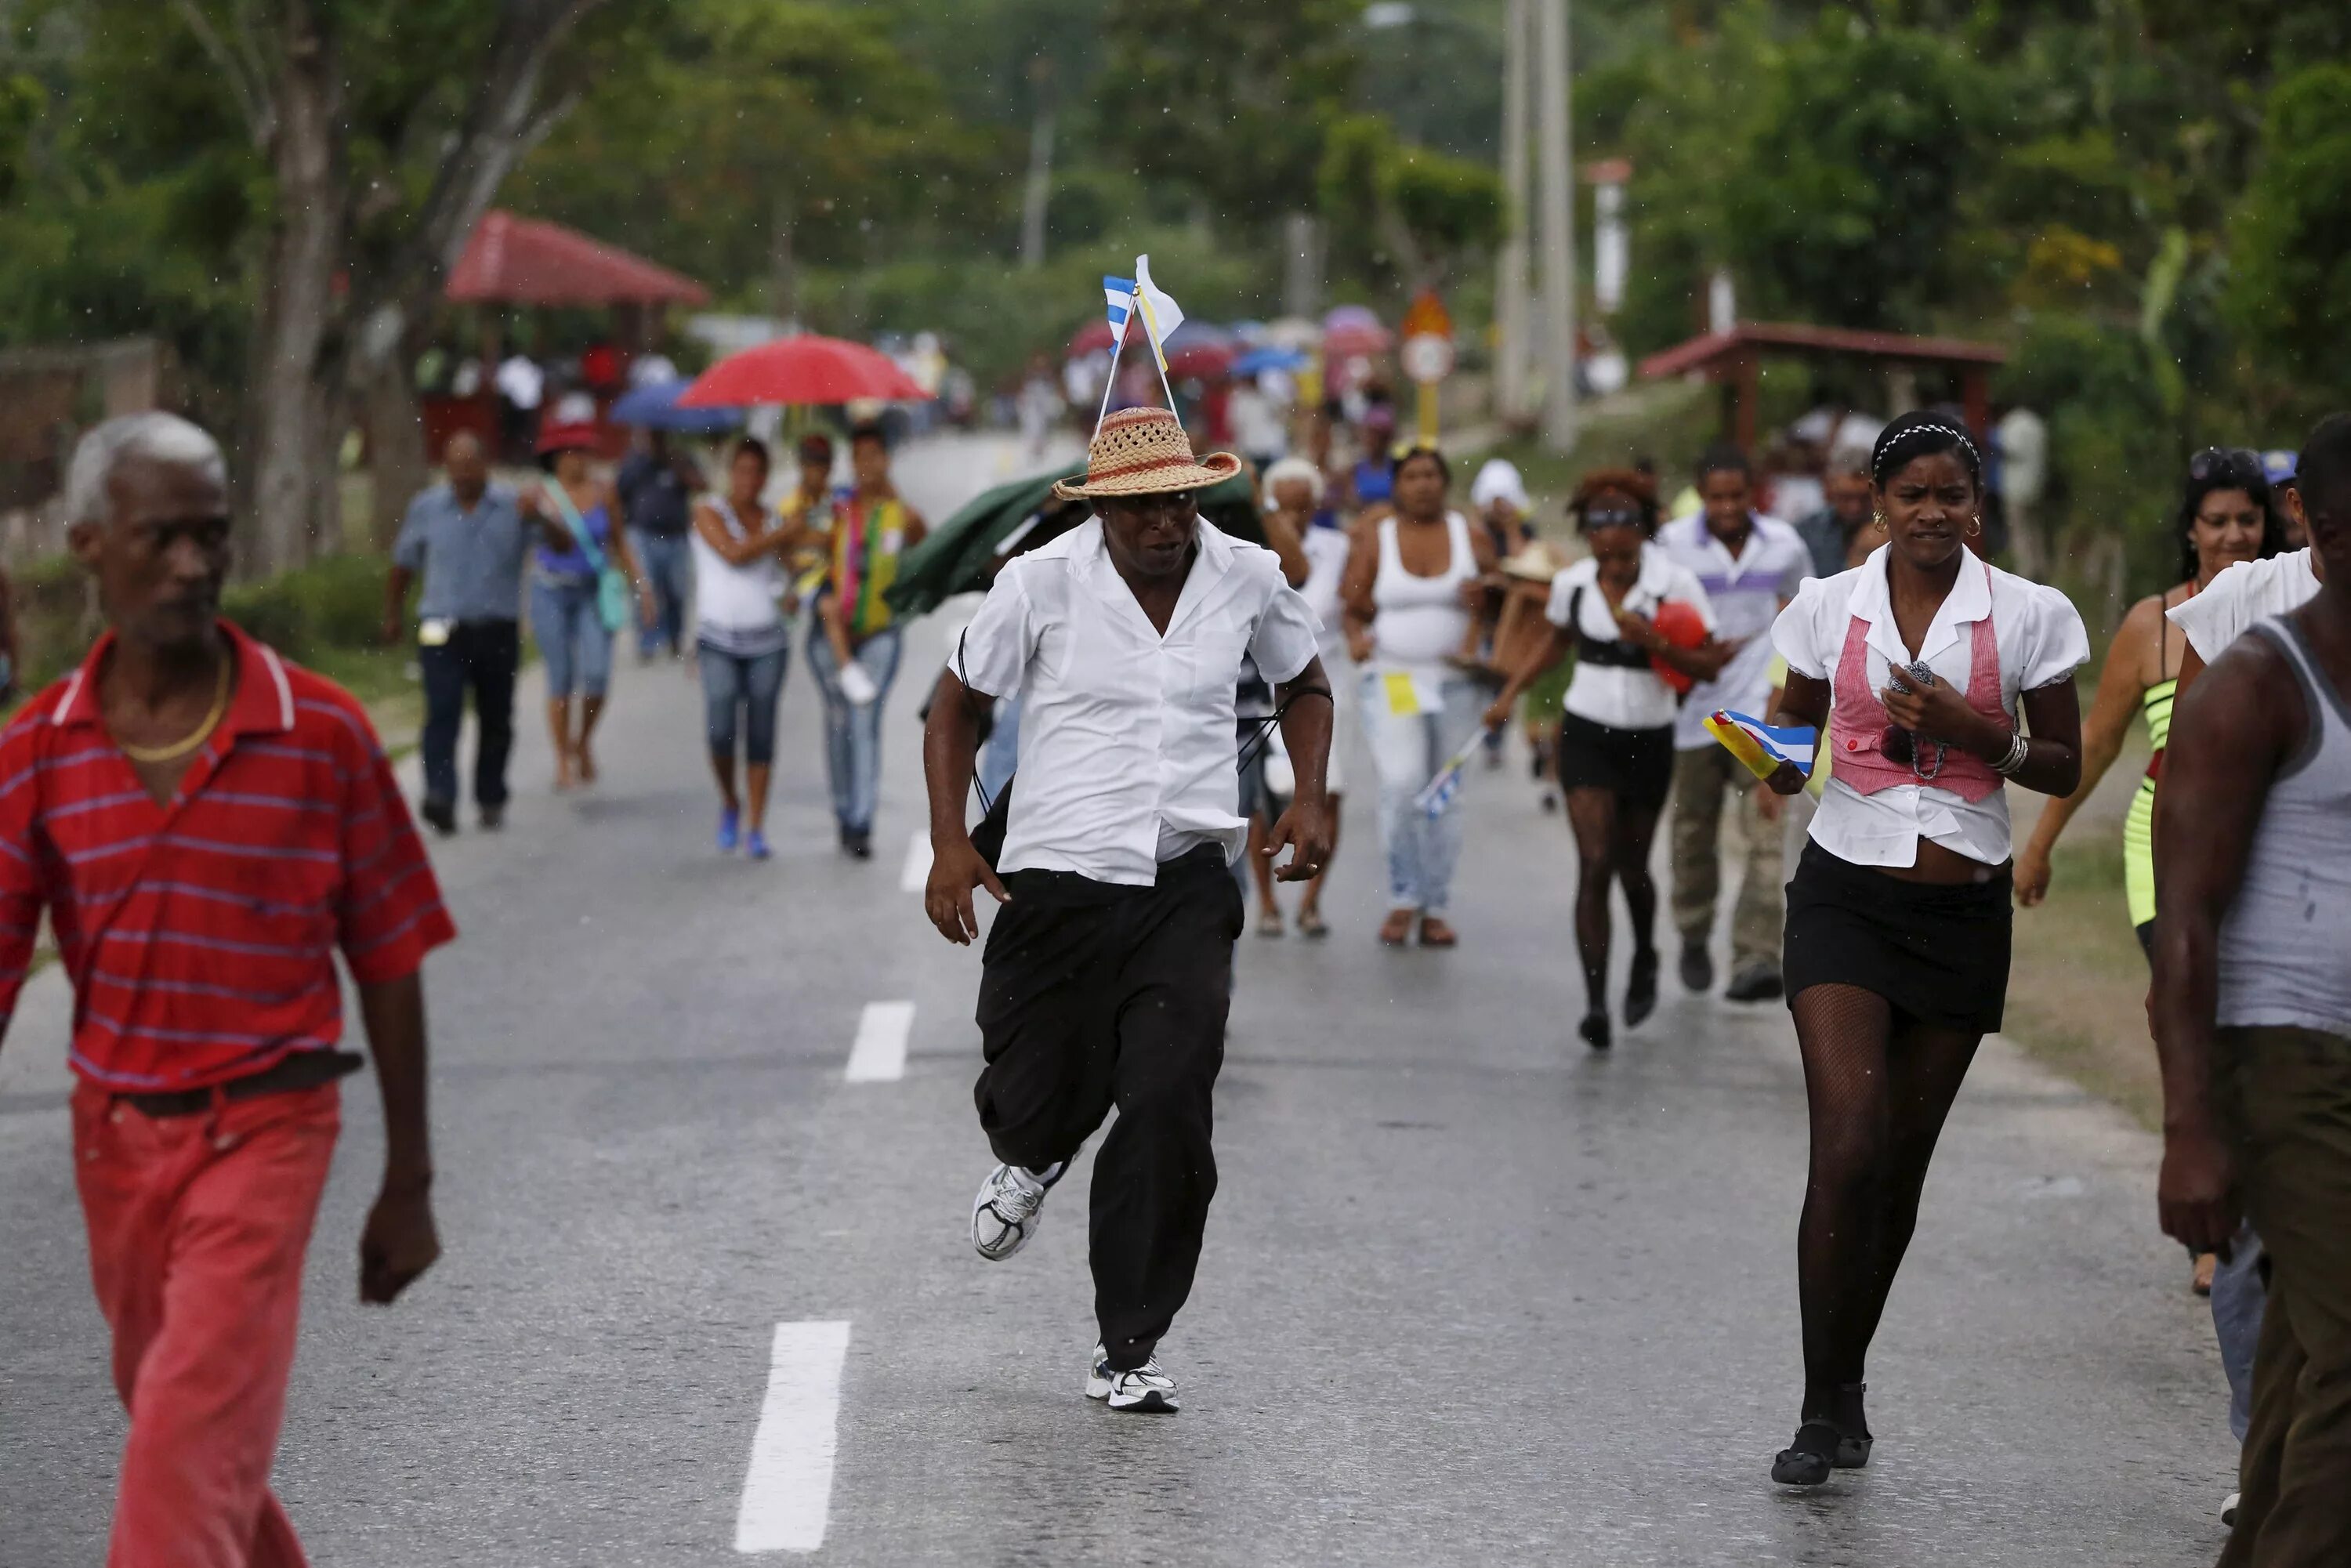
left=1872, top=420, right=1980, bottom=485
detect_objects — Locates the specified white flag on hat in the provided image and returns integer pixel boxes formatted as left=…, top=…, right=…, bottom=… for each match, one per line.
left=1132, top=255, right=1185, bottom=374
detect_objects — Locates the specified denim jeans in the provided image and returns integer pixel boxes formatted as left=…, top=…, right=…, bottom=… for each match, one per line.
left=528, top=574, right=613, bottom=699
left=698, top=643, right=789, bottom=766
left=2212, top=1223, right=2267, bottom=1443
left=979, top=691, right=1022, bottom=803
left=632, top=531, right=694, bottom=658
left=418, top=618, right=518, bottom=809
left=1362, top=669, right=1482, bottom=914
left=807, top=625, right=903, bottom=834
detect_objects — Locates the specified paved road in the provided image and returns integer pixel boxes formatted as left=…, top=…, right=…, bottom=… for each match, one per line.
left=1, top=433, right=2236, bottom=1564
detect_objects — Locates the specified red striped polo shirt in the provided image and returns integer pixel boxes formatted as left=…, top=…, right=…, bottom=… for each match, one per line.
left=0, top=621, right=456, bottom=1092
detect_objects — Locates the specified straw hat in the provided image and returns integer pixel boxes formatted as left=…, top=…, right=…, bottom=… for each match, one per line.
left=1052, top=407, right=1241, bottom=502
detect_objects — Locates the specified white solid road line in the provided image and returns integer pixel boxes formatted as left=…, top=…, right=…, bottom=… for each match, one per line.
left=845, top=1001, right=915, bottom=1084
left=734, top=1320, right=853, bottom=1554
left=899, top=831, right=931, bottom=894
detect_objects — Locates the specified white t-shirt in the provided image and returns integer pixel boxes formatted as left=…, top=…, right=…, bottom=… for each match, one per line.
left=1773, top=545, right=2091, bottom=867
left=1545, top=546, right=1715, bottom=732
left=2167, top=549, right=2322, bottom=664
left=952, top=519, right=1322, bottom=885
left=1298, top=523, right=1353, bottom=665
left=1657, top=512, right=1812, bottom=749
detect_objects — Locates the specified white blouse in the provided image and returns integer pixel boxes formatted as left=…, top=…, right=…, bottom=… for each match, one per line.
left=1773, top=546, right=2090, bottom=868
left=2168, top=549, right=2321, bottom=664
left=1545, top=547, right=1715, bottom=732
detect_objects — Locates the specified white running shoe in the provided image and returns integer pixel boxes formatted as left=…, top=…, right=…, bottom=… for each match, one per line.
left=836, top=663, right=881, bottom=707
left=2222, top=1491, right=2239, bottom=1527
left=1085, top=1345, right=1179, bottom=1414
left=969, top=1162, right=1058, bottom=1261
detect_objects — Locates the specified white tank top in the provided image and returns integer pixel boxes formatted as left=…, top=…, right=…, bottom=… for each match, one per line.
left=1371, top=511, right=1475, bottom=672
left=691, top=499, right=789, bottom=656
left=2217, top=615, right=2351, bottom=1037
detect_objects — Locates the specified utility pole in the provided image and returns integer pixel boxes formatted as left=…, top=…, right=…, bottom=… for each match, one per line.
left=1019, top=60, right=1055, bottom=271
left=1495, top=0, right=1533, bottom=424
left=1535, top=0, right=1578, bottom=451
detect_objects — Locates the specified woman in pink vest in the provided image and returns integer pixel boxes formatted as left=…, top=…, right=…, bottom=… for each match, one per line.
left=1756, top=411, right=2091, bottom=1488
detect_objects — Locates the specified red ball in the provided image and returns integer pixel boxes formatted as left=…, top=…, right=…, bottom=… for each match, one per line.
left=1649, top=599, right=1709, bottom=694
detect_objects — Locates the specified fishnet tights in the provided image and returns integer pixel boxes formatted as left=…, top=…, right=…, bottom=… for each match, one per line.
left=1564, top=788, right=1661, bottom=1012
left=1789, top=983, right=1981, bottom=1414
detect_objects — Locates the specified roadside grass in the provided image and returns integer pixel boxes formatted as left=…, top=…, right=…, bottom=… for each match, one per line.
left=2003, top=835, right=2162, bottom=1128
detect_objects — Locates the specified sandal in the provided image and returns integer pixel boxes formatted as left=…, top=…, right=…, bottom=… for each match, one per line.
left=1297, top=907, right=1329, bottom=940
left=1418, top=915, right=1458, bottom=948
left=1255, top=908, right=1286, bottom=939
left=1378, top=909, right=1416, bottom=947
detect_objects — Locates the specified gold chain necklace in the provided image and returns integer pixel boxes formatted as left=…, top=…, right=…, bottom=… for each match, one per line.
left=116, top=659, right=233, bottom=765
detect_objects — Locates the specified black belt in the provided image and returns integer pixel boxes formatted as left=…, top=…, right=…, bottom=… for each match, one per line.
left=113, top=1049, right=363, bottom=1119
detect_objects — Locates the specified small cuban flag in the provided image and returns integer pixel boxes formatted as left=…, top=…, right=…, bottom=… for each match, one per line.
left=1132, top=254, right=1186, bottom=374
left=1703, top=709, right=1817, bottom=783
left=1412, top=736, right=1483, bottom=820
left=1103, top=275, right=1135, bottom=340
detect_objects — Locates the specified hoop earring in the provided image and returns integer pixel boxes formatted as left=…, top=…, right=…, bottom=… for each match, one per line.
left=1965, top=517, right=1983, bottom=538
left=1874, top=513, right=1889, bottom=531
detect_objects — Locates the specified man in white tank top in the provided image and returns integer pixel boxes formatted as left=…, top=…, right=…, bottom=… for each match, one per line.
left=2153, top=413, right=2351, bottom=1563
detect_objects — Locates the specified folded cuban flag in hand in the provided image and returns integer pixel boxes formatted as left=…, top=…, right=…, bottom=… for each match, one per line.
left=1703, top=709, right=1816, bottom=783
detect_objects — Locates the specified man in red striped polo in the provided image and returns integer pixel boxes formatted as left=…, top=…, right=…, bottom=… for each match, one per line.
left=0, top=413, right=456, bottom=1566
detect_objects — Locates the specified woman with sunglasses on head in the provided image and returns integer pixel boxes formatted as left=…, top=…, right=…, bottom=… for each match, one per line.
left=2016, top=448, right=2279, bottom=954
left=1757, top=411, right=2089, bottom=1488
left=1483, top=470, right=1727, bottom=1049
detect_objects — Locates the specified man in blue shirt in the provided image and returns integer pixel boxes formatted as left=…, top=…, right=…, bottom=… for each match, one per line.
left=616, top=429, right=701, bottom=661
left=383, top=430, right=549, bottom=834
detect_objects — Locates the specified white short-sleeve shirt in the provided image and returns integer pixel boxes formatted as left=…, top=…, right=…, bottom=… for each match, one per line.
left=1545, top=545, right=1716, bottom=732
left=953, top=517, right=1324, bottom=885
left=2167, top=549, right=2321, bottom=664
left=1773, top=545, right=2091, bottom=867
left=1656, top=512, right=1812, bottom=748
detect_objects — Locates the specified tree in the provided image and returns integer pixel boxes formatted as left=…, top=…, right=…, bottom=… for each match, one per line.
left=2228, top=63, right=2351, bottom=409
left=139, top=0, right=627, bottom=568
left=1318, top=114, right=1504, bottom=292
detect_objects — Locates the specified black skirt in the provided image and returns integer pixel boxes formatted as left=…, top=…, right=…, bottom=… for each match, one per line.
left=1783, top=838, right=2013, bottom=1034
left=1554, top=712, right=1675, bottom=809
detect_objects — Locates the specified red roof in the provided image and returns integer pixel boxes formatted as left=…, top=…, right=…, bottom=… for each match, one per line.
left=1639, top=321, right=2005, bottom=381
left=445, top=211, right=709, bottom=307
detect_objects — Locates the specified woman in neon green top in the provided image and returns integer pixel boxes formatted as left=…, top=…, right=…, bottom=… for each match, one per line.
left=2015, top=450, right=2278, bottom=952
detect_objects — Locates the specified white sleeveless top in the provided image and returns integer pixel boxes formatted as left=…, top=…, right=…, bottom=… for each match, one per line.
left=1371, top=511, right=1475, bottom=672
left=2217, top=614, right=2351, bottom=1037
left=692, top=499, right=790, bottom=657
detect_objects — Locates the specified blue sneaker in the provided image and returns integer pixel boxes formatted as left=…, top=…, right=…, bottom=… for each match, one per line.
left=746, top=828, right=772, bottom=861
left=718, top=806, right=741, bottom=853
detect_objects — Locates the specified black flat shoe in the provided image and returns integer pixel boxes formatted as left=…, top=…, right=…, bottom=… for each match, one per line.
left=1578, top=1009, right=1611, bottom=1052
left=1771, top=1421, right=1840, bottom=1487
left=1624, top=948, right=1660, bottom=1027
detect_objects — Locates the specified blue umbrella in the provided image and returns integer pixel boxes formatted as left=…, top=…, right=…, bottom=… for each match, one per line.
left=1231, top=346, right=1308, bottom=376
left=608, top=377, right=744, bottom=433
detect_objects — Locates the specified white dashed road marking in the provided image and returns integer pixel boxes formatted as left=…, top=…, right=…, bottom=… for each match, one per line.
left=845, top=1001, right=914, bottom=1084
left=734, top=1320, right=852, bottom=1554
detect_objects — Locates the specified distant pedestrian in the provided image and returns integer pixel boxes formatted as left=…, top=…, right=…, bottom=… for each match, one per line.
left=810, top=422, right=927, bottom=859
left=2, top=414, right=454, bottom=1564
left=1483, top=469, right=1726, bottom=1049
left=1659, top=445, right=1810, bottom=1002
left=494, top=349, right=544, bottom=464
left=523, top=418, right=656, bottom=791
left=385, top=430, right=561, bottom=835
left=1341, top=446, right=1497, bottom=947
left=692, top=437, right=802, bottom=860
left=616, top=428, right=701, bottom=661
left=1794, top=445, right=1875, bottom=581
left=1268, top=455, right=1352, bottom=937
left=2153, top=412, right=2351, bottom=1567
left=1759, top=412, right=2087, bottom=1488
left=922, top=406, right=1331, bottom=1414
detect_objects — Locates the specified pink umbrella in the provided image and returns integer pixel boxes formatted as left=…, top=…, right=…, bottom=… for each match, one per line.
left=679, top=335, right=929, bottom=407
left=1067, top=320, right=1118, bottom=357
left=1324, top=318, right=1393, bottom=358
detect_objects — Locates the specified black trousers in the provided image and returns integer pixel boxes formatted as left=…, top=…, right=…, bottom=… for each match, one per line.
left=418, top=618, right=519, bottom=810
left=974, top=846, right=1243, bottom=1371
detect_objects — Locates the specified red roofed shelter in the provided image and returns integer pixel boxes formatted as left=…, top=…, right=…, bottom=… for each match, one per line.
left=1638, top=322, right=2006, bottom=453
left=427, top=212, right=711, bottom=459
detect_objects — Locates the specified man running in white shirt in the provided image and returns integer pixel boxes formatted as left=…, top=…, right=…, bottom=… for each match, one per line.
left=921, top=407, right=1334, bottom=1414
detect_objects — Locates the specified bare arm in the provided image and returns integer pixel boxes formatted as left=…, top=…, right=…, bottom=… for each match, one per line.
left=1483, top=621, right=1574, bottom=729
left=2018, top=599, right=2156, bottom=901
left=694, top=502, right=795, bottom=567
left=2150, top=639, right=2298, bottom=1253
left=517, top=487, right=576, bottom=554
left=921, top=667, right=1009, bottom=943
left=1260, top=506, right=1312, bottom=588
left=355, top=973, right=439, bottom=1305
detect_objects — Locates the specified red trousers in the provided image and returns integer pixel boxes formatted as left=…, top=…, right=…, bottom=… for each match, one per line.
left=72, top=1081, right=341, bottom=1568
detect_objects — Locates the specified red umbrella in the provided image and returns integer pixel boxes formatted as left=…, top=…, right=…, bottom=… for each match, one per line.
left=678, top=335, right=929, bottom=407
left=1324, top=320, right=1393, bottom=358
left=1168, top=341, right=1235, bottom=379
left=1067, top=320, right=1118, bottom=357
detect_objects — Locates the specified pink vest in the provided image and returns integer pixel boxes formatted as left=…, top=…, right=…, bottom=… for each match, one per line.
left=1828, top=613, right=2006, bottom=802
